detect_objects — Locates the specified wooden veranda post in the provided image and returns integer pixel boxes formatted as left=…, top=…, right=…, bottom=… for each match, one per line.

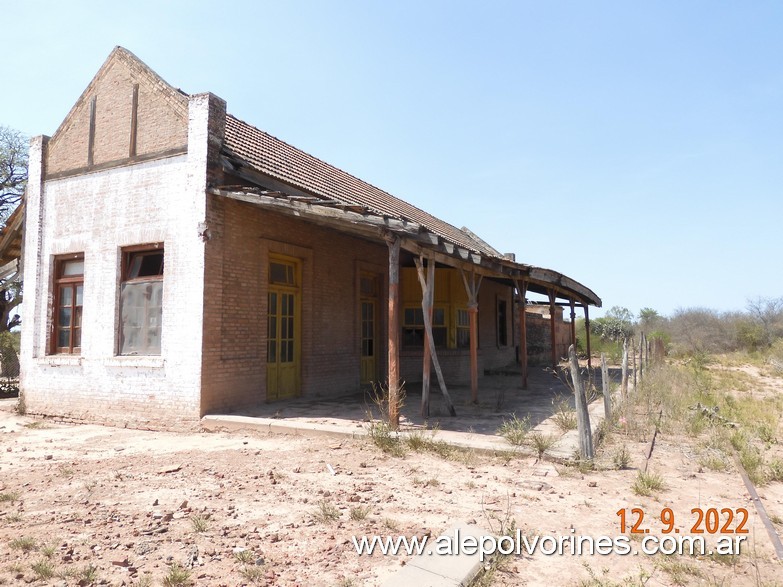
left=460, top=269, right=482, bottom=404
left=513, top=279, right=529, bottom=390
left=569, top=344, right=594, bottom=460
left=386, top=235, right=401, bottom=430
left=584, top=305, right=592, bottom=373
left=421, top=258, right=435, bottom=417
left=414, top=257, right=457, bottom=417
left=569, top=300, right=577, bottom=349
left=548, top=290, right=558, bottom=369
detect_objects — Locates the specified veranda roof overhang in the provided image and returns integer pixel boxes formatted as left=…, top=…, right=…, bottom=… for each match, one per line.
left=209, top=185, right=602, bottom=308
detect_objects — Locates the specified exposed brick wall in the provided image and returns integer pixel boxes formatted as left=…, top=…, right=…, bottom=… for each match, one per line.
left=46, top=49, right=187, bottom=177
left=200, top=196, right=390, bottom=414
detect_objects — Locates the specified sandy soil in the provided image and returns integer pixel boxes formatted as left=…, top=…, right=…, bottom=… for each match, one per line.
left=1, top=365, right=782, bottom=586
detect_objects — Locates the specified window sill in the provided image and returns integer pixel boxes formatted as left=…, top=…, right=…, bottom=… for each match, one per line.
left=104, top=356, right=165, bottom=369
left=37, top=355, right=83, bottom=367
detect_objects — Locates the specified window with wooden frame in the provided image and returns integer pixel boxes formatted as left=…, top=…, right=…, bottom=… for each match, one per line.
left=52, top=254, right=84, bottom=354
left=456, top=308, right=471, bottom=349
left=403, top=306, right=447, bottom=348
left=119, top=245, right=164, bottom=356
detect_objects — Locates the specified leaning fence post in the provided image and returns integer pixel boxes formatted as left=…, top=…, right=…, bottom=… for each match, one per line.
left=569, top=344, right=594, bottom=460
left=601, top=352, right=610, bottom=420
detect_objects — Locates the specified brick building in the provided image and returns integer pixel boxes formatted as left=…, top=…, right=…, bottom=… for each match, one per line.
left=20, top=48, right=600, bottom=429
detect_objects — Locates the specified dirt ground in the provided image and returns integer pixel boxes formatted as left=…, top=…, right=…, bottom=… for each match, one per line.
left=1, top=364, right=783, bottom=586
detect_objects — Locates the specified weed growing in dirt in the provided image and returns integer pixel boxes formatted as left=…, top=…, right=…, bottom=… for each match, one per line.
left=79, top=564, right=99, bottom=583
left=612, top=445, right=631, bottom=470
left=31, top=559, right=55, bottom=580
left=40, top=544, right=57, bottom=558
left=0, top=491, right=19, bottom=503
left=767, top=458, right=783, bottom=482
left=190, top=514, right=210, bottom=533
left=528, top=432, right=557, bottom=458
left=412, top=477, right=440, bottom=487
left=4, top=513, right=22, bottom=523
left=366, top=420, right=405, bottom=457
left=10, top=536, right=37, bottom=552
left=552, top=397, right=577, bottom=432
left=24, top=421, right=47, bottom=429
left=234, top=549, right=254, bottom=564
left=405, top=429, right=454, bottom=459
left=349, top=505, right=371, bottom=521
left=130, top=574, right=153, bottom=587
left=382, top=517, right=399, bottom=531
left=314, top=500, right=341, bottom=523
left=632, top=470, right=665, bottom=496
left=497, top=413, right=531, bottom=446
left=239, top=565, right=266, bottom=584
left=162, top=563, right=192, bottom=587
left=656, top=558, right=702, bottom=584
left=699, top=452, right=729, bottom=472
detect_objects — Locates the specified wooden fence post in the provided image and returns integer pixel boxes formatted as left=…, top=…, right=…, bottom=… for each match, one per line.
left=621, top=337, right=629, bottom=398
left=569, top=344, right=594, bottom=460
left=601, top=352, right=610, bottom=420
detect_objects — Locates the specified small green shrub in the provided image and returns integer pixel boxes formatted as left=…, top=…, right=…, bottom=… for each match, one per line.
left=314, top=500, right=341, bottom=523
left=552, top=397, right=577, bottom=432
left=497, top=414, right=531, bottom=446
left=31, top=559, right=55, bottom=580
left=612, top=445, right=631, bottom=470
left=528, top=432, right=557, bottom=458
left=350, top=505, right=371, bottom=521
left=632, top=471, right=664, bottom=496
left=162, top=563, right=192, bottom=587
left=10, top=536, right=37, bottom=552
left=190, top=514, right=210, bottom=533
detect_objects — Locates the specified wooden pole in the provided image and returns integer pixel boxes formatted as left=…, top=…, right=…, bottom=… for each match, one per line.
left=548, top=290, right=558, bottom=369
left=632, top=336, right=637, bottom=389
left=601, top=352, right=610, bottom=420
left=386, top=235, right=401, bottom=430
left=513, top=279, right=529, bottom=390
left=638, top=332, right=645, bottom=384
left=621, top=337, right=629, bottom=398
left=421, top=258, right=435, bottom=417
left=584, top=305, right=592, bottom=375
left=569, top=344, right=594, bottom=460
left=569, top=299, right=577, bottom=349
left=460, top=269, right=482, bottom=404
left=414, top=257, right=456, bottom=416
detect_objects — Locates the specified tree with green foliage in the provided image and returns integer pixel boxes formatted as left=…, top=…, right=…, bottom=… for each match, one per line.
left=592, top=306, right=635, bottom=342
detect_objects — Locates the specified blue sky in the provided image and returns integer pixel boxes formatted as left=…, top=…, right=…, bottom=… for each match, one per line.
left=5, top=1, right=782, bottom=317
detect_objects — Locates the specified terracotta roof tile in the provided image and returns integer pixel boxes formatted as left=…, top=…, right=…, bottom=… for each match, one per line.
left=223, top=115, right=499, bottom=256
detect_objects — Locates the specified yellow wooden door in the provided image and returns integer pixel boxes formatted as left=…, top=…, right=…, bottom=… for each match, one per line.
left=267, top=259, right=300, bottom=400
left=360, top=273, right=379, bottom=385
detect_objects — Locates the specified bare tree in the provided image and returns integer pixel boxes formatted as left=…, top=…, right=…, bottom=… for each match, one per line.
left=0, top=125, right=28, bottom=222
left=746, top=296, right=783, bottom=347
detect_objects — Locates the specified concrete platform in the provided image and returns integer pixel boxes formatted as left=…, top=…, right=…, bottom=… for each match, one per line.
left=202, top=367, right=610, bottom=461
